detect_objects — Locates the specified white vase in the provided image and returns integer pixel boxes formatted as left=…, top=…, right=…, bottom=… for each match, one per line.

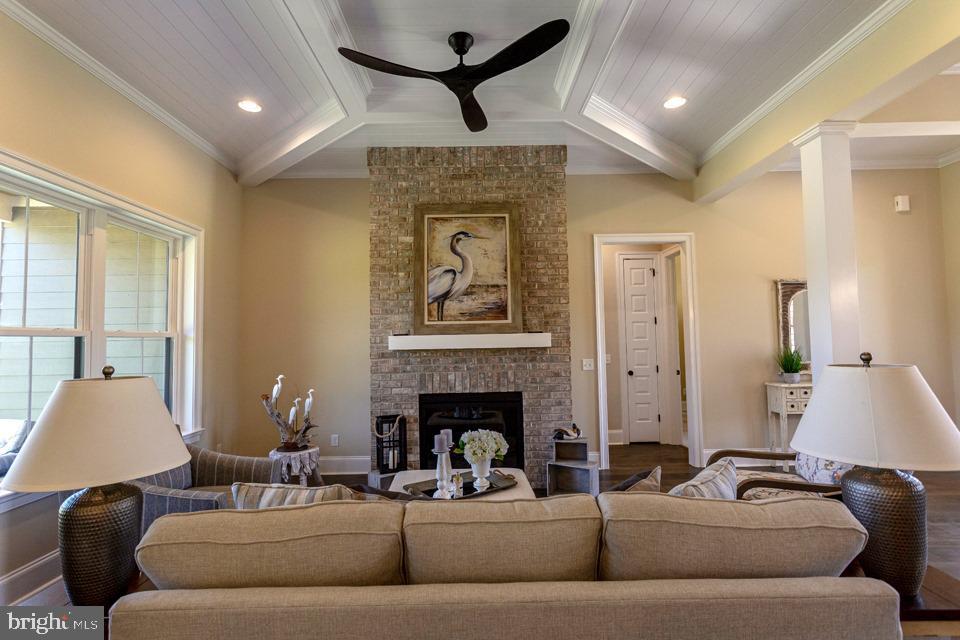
left=781, top=372, right=801, bottom=384
left=471, top=458, right=492, bottom=492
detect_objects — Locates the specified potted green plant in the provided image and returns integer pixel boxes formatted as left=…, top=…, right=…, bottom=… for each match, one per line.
left=777, top=347, right=805, bottom=383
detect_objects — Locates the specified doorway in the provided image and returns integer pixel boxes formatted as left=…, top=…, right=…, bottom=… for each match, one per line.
left=593, top=234, right=704, bottom=469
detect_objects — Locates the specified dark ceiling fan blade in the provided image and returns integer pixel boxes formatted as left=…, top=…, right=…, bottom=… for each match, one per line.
left=337, top=47, right=439, bottom=82
left=466, top=19, right=570, bottom=83
left=459, top=93, right=488, bottom=132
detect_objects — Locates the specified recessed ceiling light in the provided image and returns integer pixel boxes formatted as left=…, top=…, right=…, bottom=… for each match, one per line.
left=663, top=96, right=687, bottom=110
left=238, top=99, right=262, bottom=113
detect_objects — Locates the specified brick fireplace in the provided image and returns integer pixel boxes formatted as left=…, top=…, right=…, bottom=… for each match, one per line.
left=368, top=145, right=572, bottom=488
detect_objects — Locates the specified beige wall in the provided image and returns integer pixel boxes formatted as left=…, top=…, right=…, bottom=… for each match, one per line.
left=941, top=161, right=960, bottom=419
left=569, top=169, right=956, bottom=453
left=0, top=12, right=243, bottom=595
left=238, top=180, right=370, bottom=458
left=863, top=75, right=960, bottom=122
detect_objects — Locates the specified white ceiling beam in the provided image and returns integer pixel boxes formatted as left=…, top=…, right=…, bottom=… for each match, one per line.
left=572, top=96, right=696, bottom=180
left=553, top=0, right=604, bottom=111
left=852, top=121, right=960, bottom=138
left=561, top=0, right=634, bottom=115
left=238, top=101, right=355, bottom=186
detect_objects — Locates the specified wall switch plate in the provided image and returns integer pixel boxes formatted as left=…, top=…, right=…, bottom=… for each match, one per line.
left=330, top=433, right=340, bottom=447
left=605, top=354, right=612, bottom=364
left=582, top=358, right=595, bottom=371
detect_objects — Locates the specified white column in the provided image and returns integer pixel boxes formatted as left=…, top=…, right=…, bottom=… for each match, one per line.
left=794, top=122, right=861, bottom=380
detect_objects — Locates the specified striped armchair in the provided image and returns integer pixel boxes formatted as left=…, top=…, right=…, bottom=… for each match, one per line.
left=131, top=445, right=283, bottom=534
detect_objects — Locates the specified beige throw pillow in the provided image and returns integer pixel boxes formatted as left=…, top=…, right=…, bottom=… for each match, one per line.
left=625, top=466, right=661, bottom=492
left=231, top=482, right=388, bottom=509
left=667, top=458, right=736, bottom=499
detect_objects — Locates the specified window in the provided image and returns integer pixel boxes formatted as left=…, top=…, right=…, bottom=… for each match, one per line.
left=0, top=173, right=201, bottom=483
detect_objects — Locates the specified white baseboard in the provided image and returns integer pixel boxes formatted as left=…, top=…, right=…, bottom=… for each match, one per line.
left=318, top=456, right=370, bottom=475
left=702, top=448, right=792, bottom=468
left=0, top=550, right=60, bottom=605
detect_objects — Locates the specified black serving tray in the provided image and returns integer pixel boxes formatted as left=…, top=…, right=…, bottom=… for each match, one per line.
left=403, top=470, right=518, bottom=499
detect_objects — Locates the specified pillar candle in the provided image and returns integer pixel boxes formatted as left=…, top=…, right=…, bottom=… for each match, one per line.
left=441, top=429, right=453, bottom=450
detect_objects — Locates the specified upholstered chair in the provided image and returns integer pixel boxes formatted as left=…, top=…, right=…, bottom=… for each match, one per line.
left=131, top=444, right=283, bottom=534
left=706, top=450, right=853, bottom=500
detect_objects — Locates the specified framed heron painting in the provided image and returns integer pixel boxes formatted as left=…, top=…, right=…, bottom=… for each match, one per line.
left=414, top=202, right=523, bottom=334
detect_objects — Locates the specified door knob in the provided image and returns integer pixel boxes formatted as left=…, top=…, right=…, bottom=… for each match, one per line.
left=627, top=370, right=634, bottom=376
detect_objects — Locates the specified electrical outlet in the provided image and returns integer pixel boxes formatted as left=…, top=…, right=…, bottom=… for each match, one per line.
left=330, top=433, right=340, bottom=447
left=605, top=354, right=612, bottom=365
left=582, top=358, right=595, bottom=371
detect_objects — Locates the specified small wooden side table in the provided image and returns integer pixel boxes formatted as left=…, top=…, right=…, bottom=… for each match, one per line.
left=765, top=382, right=812, bottom=471
left=900, top=565, right=960, bottom=637
left=269, top=446, right=323, bottom=487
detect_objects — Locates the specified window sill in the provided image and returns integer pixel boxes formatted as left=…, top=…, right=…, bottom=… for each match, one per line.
left=0, top=489, right=55, bottom=514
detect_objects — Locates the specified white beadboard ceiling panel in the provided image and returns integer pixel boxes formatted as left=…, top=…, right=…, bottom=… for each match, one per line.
left=596, top=0, right=888, bottom=157
left=17, top=0, right=334, bottom=162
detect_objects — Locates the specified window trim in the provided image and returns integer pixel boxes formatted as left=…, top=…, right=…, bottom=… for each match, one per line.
left=0, top=147, right=205, bottom=439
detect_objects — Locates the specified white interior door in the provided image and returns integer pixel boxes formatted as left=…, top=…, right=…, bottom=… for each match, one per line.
left=621, top=257, right=660, bottom=442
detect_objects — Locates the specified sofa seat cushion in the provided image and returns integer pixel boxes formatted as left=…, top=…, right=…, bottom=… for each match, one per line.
left=741, top=486, right=822, bottom=501
left=403, top=495, right=601, bottom=584
left=231, top=483, right=388, bottom=509
left=597, top=493, right=867, bottom=581
left=137, top=501, right=405, bottom=589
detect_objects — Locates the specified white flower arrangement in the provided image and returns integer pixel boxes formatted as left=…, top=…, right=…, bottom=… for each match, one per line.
left=454, top=429, right=509, bottom=465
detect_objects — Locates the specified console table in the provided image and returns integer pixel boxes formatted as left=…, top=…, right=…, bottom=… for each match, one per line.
left=765, top=382, right=812, bottom=471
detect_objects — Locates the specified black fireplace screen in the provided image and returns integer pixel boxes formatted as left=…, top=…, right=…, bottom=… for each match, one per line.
left=418, top=392, right=523, bottom=470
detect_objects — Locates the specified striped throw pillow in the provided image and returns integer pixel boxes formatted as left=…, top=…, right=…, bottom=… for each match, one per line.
left=667, top=458, right=737, bottom=499
left=231, top=483, right=388, bottom=509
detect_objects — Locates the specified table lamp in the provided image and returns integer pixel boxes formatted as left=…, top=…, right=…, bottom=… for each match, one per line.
left=0, top=366, right=190, bottom=606
left=791, top=353, right=960, bottom=596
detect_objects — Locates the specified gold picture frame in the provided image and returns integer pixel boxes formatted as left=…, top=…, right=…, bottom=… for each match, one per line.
left=414, top=202, right=523, bottom=335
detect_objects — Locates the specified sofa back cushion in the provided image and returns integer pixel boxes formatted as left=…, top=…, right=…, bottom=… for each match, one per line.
left=137, top=501, right=405, bottom=589
left=403, top=495, right=601, bottom=584
left=231, top=483, right=389, bottom=509
left=135, top=460, right=192, bottom=490
left=597, top=493, right=867, bottom=581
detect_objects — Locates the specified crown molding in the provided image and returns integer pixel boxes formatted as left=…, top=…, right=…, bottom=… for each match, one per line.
left=774, top=156, right=941, bottom=172
left=554, top=0, right=603, bottom=110
left=700, top=0, right=913, bottom=164
left=0, top=0, right=235, bottom=172
left=792, top=121, right=858, bottom=147
left=939, top=146, right=960, bottom=168
left=311, top=0, right=372, bottom=98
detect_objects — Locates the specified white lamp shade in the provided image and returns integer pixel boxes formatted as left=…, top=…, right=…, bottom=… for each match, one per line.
left=1, top=376, right=190, bottom=492
left=791, top=364, right=960, bottom=471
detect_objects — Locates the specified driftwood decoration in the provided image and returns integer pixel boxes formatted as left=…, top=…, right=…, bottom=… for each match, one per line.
left=261, top=375, right=318, bottom=451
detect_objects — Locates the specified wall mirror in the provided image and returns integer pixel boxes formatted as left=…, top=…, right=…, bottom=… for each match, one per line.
left=775, top=279, right=811, bottom=364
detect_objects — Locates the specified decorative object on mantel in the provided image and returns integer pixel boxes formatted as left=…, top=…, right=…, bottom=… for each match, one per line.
left=553, top=423, right=582, bottom=440
left=791, top=352, right=960, bottom=597
left=414, top=202, right=523, bottom=335
left=260, top=374, right=319, bottom=451
left=455, top=429, right=509, bottom=492
left=268, top=445, right=323, bottom=487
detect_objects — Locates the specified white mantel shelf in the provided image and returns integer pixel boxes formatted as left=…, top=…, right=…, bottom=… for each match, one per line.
left=388, top=333, right=552, bottom=351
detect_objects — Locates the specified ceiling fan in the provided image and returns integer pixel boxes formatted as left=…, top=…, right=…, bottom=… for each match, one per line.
left=338, top=19, right=570, bottom=132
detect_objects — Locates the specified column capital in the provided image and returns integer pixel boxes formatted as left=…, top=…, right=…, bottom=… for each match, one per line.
left=792, top=121, right=858, bottom=147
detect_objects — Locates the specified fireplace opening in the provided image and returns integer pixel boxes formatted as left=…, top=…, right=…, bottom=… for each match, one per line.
left=418, top=392, right=523, bottom=470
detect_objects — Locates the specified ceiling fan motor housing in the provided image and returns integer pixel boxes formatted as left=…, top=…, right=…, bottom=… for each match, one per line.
left=448, top=32, right=474, bottom=57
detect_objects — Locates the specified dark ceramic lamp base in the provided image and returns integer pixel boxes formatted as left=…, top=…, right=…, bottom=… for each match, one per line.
left=58, top=483, right=142, bottom=607
left=842, top=466, right=927, bottom=597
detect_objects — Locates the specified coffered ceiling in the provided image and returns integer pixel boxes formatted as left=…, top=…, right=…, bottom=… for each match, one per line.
left=3, top=0, right=928, bottom=184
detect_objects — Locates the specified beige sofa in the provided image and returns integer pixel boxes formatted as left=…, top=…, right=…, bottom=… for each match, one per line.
left=110, top=492, right=902, bottom=640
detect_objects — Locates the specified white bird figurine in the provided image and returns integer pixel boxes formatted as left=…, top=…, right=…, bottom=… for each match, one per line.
left=288, top=397, right=301, bottom=427
left=427, top=231, right=485, bottom=321
left=271, top=374, right=285, bottom=409
left=304, top=389, right=315, bottom=423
